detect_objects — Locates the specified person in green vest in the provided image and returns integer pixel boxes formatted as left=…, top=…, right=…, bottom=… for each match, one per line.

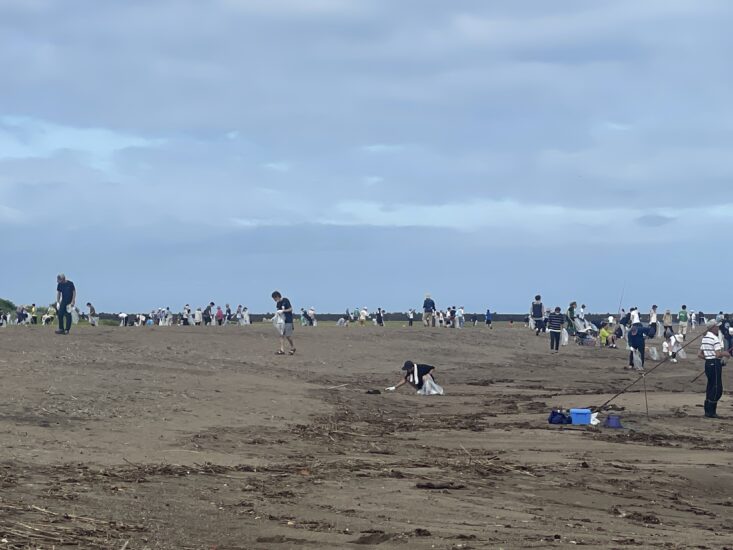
left=678, top=305, right=690, bottom=339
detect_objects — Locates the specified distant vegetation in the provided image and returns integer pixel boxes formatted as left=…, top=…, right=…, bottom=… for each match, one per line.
left=0, top=298, right=16, bottom=312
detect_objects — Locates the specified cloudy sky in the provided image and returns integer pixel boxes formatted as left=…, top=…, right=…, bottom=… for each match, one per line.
left=1, top=0, right=732, bottom=313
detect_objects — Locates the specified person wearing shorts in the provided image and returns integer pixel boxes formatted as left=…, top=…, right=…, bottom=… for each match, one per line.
left=272, top=291, right=296, bottom=355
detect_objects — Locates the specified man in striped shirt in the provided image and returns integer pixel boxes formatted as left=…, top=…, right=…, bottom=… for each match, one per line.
left=547, top=307, right=565, bottom=352
left=698, top=323, right=730, bottom=419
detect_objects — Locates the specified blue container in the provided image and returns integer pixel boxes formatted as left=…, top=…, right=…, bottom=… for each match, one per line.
left=570, top=408, right=591, bottom=425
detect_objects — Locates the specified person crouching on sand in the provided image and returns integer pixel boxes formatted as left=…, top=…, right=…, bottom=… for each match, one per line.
left=386, top=361, right=441, bottom=394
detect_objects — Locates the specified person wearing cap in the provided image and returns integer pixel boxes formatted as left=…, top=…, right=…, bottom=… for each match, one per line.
left=698, top=321, right=730, bottom=419
left=55, top=273, right=76, bottom=335
left=385, top=361, right=436, bottom=392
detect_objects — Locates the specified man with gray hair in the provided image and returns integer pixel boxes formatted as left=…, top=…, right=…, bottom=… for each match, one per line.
left=55, top=273, right=76, bottom=335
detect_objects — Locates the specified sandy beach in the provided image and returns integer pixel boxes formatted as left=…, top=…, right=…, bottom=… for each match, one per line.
left=1, top=324, right=732, bottom=549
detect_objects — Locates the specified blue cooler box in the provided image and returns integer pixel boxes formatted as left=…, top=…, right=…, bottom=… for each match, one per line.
left=570, top=408, right=591, bottom=425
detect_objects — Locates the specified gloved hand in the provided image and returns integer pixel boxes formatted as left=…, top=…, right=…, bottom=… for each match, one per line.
left=385, top=386, right=396, bottom=391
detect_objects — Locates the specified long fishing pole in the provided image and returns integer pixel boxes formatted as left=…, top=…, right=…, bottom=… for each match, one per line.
left=594, top=329, right=706, bottom=412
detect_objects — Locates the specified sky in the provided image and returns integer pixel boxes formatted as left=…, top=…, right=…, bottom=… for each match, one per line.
left=1, top=0, right=732, bottom=313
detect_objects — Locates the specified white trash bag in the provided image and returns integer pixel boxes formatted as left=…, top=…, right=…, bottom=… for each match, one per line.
left=561, top=328, right=569, bottom=346
left=418, top=377, right=444, bottom=396
left=633, top=349, right=644, bottom=369
left=677, top=348, right=688, bottom=360
left=649, top=347, right=660, bottom=361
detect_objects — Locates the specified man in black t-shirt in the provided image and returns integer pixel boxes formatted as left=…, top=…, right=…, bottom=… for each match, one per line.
left=55, top=273, right=76, bottom=334
left=272, top=291, right=296, bottom=355
left=386, top=361, right=436, bottom=392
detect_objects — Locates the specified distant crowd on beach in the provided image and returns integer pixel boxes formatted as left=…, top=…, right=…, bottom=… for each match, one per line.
left=3, top=274, right=732, bottom=419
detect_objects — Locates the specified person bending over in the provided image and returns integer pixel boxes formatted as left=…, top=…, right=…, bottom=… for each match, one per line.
left=386, top=361, right=436, bottom=392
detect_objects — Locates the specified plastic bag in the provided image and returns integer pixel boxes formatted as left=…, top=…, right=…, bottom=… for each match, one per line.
left=662, top=341, right=669, bottom=354
left=677, top=348, right=687, bottom=359
left=561, top=328, right=569, bottom=346
left=633, top=349, right=644, bottom=369
left=418, top=378, right=444, bottom=396
left=529, top=318, right=535, bottom=330
left=649, top=347, right=660, bottom=361
left=70, top=308, right=79, bottom=325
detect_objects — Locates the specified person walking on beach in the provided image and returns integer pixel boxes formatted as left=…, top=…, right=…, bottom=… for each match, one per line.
left=407, top=309, right=415, bottom=327
left=663, top=309, right=674, bottom=338
left=531, top=295, right=545, bottom=335
left=423, top=294, right=436, bottom=327
left=566, top=302, right=577, bottom=336
left=86, top=302, right=98, bottom=326
left=628, top=324, right=648, bottom=370
left=272, top=291, right=296, bottom=355
left=698, top=322, right=730, bottom=419
left=548, top=307, right=565, bottom=352
left=485, top=308, right=493, bottom=329
left=678, top=305, right=690, bottom=339
left=55, top=273, right=76, bottom=335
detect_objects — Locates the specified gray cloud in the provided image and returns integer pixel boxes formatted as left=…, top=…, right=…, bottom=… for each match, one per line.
left=635, top=214, right=676, bottom=227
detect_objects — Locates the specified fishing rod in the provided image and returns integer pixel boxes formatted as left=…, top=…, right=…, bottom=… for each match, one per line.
left=594, top=329, right=706, bottom=412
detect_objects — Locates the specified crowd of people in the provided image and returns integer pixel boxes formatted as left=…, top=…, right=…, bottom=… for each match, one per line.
left=3, top=275, right=731, bottom=419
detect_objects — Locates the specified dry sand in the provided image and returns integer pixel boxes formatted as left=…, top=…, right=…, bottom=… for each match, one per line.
left=1, top=323, right=732, bottom=549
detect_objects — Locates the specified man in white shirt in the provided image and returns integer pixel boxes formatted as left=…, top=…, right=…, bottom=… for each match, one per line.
left=698, top=323, right=730, bottom=419
left=650, top=305, right=658, bottom=325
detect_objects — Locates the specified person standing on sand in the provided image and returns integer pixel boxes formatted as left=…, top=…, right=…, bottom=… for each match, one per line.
left=272, top=291, right=296, bottom=355
left=423, top=294, right=436, bottom=327
left=407, top=309, right=415, bottom=327
left=531, top=295, right=544, bottom=335
left=86, top=302, right=98, bottom=326
left=678, top=305, right=690, bottom=339
left=55, top=273, right=76, bottom=335
left=485, top=308, right=493, bottom=329
left=650, top=305, right=659, bottom=326
left=698, top=322, right=730, bottom=419
left=627, top=324, right=648, bottom=370
left=663, top=309, right=674, bottom=338
left=548, top=307, right=565, bottom=353
left=566, top=302, right=577, bottom=336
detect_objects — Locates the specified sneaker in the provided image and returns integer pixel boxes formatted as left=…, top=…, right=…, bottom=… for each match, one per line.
left=54, top=330, right=66, bottom=335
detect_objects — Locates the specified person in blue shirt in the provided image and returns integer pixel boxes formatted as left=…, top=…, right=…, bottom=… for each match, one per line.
left=485, top=309, right=493, bottom=329
left=422, top=294, right=436, bottom=327
left=628, top=325, right=649, bottom=370
left=55, top=273, right=76, bottom=335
